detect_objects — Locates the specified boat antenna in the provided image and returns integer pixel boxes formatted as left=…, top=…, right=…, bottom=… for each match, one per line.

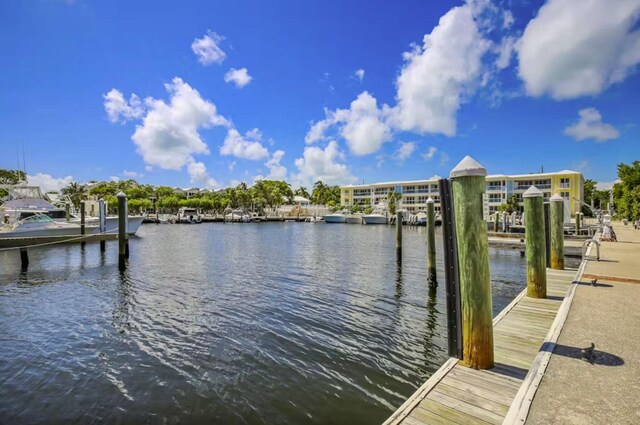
left=22, top=139, right=27, bottom=181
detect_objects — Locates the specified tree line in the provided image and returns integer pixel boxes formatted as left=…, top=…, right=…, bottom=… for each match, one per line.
left=0, top=170, right=342, bottom=214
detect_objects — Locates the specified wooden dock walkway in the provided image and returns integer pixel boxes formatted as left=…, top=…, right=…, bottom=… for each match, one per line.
left=384, top=268, right=577, bottom=425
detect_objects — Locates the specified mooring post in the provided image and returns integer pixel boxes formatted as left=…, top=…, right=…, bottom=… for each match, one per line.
left=426, top=197, right=437, bottom=283
left=549, top=194, right=565, bottom=270
left=524, top=186, right=547, bottom=298
left=450, top=156, right=494, bottom=369
left=575, top=211, right=581, bottom=236
left=117, top=192, right=127, bottom=271
left=396, top=210, right=402, bottom=256
left=65, top=202, right=71, bottom=222
left=493, top=211, right=499, bottom=232
left=20, top=248, right=29, bottom=269
left=80, top=201, right=86, bottom=248
left=98, top=199, right=106, bottom=252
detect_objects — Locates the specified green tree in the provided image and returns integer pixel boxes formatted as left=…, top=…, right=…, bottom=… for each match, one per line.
left=0, top=169, right=27, bottom=198
left=387, top=191, right=402, bottom=215
left=498, top=195, right=519, bottom=214
left=60, top=182, right=87, bottom=210
left=614, top=161, right=640, bottom=220
left=294, top=186, right=311, bottom=199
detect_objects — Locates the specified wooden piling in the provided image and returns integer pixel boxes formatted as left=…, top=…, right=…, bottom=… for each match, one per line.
left=575, top=211, right=581, bottom=235
left=523, top=186, right=547, bottom=298
left=20, top=248, right=29, bottom=268
left=396, top=211, right=402, bottom=256
left=426, top=197, right=437, bottom=283
left=65, top=203, right=70, bottom=222
left=494, top=211, right=499, bottom=232
left=450, top=156, right=494, bottom=370
left=80, top=201, right=86, bottom=248
left=98, top=199, right=106, bottom=252
left=117, top=192, right=127, bottom=271
left=549, top=194, right=564, bottom=270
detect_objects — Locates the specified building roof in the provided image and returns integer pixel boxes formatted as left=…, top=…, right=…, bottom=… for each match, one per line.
left=293, top=195, right=311, bottom=203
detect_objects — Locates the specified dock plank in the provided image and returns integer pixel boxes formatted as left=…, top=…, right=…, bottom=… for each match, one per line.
left=384, top=267, right=575, bottom=425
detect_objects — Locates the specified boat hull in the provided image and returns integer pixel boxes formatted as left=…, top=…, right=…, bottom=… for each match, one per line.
left=323, top=215, right=347, bottom=223
left=362, top=215, right=387, bottom=225
left=345, top=216, right=362, bottom=224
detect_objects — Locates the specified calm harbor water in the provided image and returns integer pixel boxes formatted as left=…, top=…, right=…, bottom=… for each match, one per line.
left=1, top=223, right=530, bottom=424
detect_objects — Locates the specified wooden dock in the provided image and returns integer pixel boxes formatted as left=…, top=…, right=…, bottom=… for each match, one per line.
left=384, top=267, right=577, bottom=425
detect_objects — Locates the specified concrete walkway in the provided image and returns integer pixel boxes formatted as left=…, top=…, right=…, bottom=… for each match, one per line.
left=527, top=224, right=640, bottom=425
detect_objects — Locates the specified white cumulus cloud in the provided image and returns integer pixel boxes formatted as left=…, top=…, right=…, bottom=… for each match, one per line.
left=131, top=77, right=229, bottom=171
left=220, top=128, right=269, bottom=160
left=187, top=159, right=219, bottom=188
left=391, top=4, right=491, bottom=136
left=191, top=31, right=226, bottom=65
left=422, top=146, right=438, bottom=160
left=122, top=170, right=143, bottom=178
left=292, top=140, right=356, bottom=187
left=26, top=173, right=74, bottom=192
left=103, top=89, right=144, bottom=123
left=393, top=142, right=416, bottom=161
left=517, top=0, right=640, bottom=99
left=354, top=69, right=365, bottom=81
left=224, top=68, right=253, bottom=88
left=564, top=107, right=620, bottom=142
left=254, top=150, right=288, bottom=181
left=304, top=92, right=392, bottom=156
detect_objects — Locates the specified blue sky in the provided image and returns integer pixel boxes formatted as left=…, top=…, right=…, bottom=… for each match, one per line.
left=1, top=0, right=639, bottom=191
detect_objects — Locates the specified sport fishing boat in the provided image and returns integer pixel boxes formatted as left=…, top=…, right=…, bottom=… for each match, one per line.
left=176, top=207, right=202, bottom=223
left=345, top=213, right=363, bottom=224
left=0, top=213, right=98, bottom=238
left=362, top=203, right=388, bottom=225
left=0, top=184, right=143, bottom=235
left=323, top=210, right=347, bottom=223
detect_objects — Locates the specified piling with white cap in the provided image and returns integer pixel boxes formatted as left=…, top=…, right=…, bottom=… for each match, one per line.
left=549, top=194, right=564, bottom=270
left=450, top=155, right=494, bottom=369
left=426, top=197, right=436, bottom=283
left=524, top=186, right=547, bottom=298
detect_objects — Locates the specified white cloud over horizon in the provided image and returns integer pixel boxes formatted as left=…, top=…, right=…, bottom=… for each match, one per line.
left=220, top=128, right=269, bottom=160
left=103, top=89, right=144, bottom=123
left=191, top=31, right=226, bottom=65
left=26, top=173, right=74, bottom=192
left=292, top=140, right=356, bottom=187
left=224, top=68, right=253, bottom=88
left=517, top=0, right=640, bottom=99
left=393, top=141, right=416, bottom=161
left=564, top=107, right=620, bottom=142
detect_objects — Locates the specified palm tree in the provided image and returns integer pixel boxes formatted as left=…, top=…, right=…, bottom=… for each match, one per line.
left=60, top=182, right=87, bottom=210
left=387, top=191, right=402, bottom=215
left=295, top=186, right=311, bottom=199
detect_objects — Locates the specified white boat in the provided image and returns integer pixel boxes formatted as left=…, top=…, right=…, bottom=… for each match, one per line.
left=323, top=210, right=347, bottom=223
left=225, top=209, right=251, bottom=222
left=0, top=185, right=143, bottom=235
left=345, top=214, right=362, bottom=224
left=362, top=204, right=388, bottom=225
left=176, top=207, right=202, bottom=223
left=415, top=212, right=427, bottom=226
left=0, top=213, right=99, bottom=238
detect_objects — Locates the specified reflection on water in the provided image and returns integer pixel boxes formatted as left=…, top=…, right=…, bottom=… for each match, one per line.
left=1, top=224, right=529, bottom=424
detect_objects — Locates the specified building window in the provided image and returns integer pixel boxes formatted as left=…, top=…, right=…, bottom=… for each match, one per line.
left=560, top=177, right=570, bottom=188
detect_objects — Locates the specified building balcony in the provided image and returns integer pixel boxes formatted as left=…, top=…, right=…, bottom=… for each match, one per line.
left=486, top=186, right=503, bottom=191
left=559, top=183, right=570, bottom=188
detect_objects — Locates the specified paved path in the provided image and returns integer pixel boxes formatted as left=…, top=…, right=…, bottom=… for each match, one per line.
left=527, top=224, right=640, bottom=425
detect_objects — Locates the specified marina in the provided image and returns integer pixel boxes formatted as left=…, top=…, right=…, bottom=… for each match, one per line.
left=2, top=1, right=639, bottom=423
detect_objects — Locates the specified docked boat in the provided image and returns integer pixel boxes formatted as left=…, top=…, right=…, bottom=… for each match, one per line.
left=0, top=213, right=99, bottom=238
left=345, top=214, right=362, bottom=224
left=176, top=207, right=202, bottom=223
left=225, top=209, right=251, bottom=222
left=0, top=185, right=143, bottom=235
left=362, top=205, right=388, bottom=225
left=323, top=210, right=347, bottom=223
left=415, top=212, right=427, bottom=226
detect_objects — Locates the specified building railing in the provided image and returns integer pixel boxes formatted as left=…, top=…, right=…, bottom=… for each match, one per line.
left=559, top=183, right=570, bottom=188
